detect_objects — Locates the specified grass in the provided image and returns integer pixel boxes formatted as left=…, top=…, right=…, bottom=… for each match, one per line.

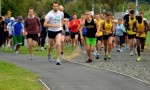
left=2, top=45, right=74, bottom=59
left=0, top=61, right=43, bottom=90
left=146, top=32, right=150, bottom=47
left=0, top=44, right=74, bottom=90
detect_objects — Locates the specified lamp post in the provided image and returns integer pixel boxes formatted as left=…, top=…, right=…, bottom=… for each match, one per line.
left=0, top=0, right=1, bottom=16
left=92, top=0, right=94, bottom=15
left=135, top=0, right=138, bottom=15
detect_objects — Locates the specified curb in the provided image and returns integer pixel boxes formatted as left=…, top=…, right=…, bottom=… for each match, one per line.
left=39, top=78, right=51, bottom=90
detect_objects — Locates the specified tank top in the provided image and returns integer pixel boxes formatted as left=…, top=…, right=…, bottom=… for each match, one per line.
left=85, top=18, right=97, bottom=38
left=136, top=20, right=146, bottom=38
left=97, top=19, right=103, bottom=36
left=103, top=21, right=113, bottom=35
left=127, top=16, right=136, bottom=35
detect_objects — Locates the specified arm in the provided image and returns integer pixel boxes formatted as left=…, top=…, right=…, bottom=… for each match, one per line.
left=132, top=22, right=137, bottom=32
left=79, top=22, right=85, bottom=39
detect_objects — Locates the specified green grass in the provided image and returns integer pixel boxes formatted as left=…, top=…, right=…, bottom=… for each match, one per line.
left=146, top=32, right=150, bottom=47
left=0, top=45, right=74, bottom=90
left=0, top=61, right=43, bottom=90
left=2, top=45, right=74, bottom=59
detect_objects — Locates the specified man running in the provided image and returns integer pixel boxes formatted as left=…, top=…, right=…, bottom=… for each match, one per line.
left=133, top=16, right=149, bottom=61
left=101, top=12, right=115, bottom=60
left=24, top=7, right=41, bottom=60
left=79, top=10, right=99, bottom=63
left=44, top=1, right=64, bottom=65
left=12, top=16, right=24, bottom=54
left=95, top=13, right=103, bottom=59
left=0, top=17, right=6, bottom=52
left=124, top=10, right=138, bottom=56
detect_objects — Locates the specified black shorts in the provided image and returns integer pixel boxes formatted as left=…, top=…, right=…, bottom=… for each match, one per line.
left=97, top=36, right=103, bottom=42
left=103, top=34, right=112, bottom=40
left=9, top=35, right=12, bottom=38
left=26, top=33, right=38, bottom=42
left=65, top=32, right=70, bottom=36
left=71, top=32, right=79, bottom=39
left=128, top=34, right=136, bottom=39
left=123, top=32, right=128, bottom=36
left=136, top=37, right=146, bottom=42
left=48, top=30, right=62, bottom=39
left=4, top=31, right=9, bottom=38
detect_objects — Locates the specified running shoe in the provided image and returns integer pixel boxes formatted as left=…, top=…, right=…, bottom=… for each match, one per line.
left=48, top=54, right=52, bottom=62
left=96, top=55, right=99, bottom=59
left=104, top=55, right=107, bottom=60
left=108, top=55, right=111, bottom=59
left=86, top=59, right=93, bottom=63
left=130, top=51, right=133, bottom=56
left=56, top=60, right=61, bottom=65
left=30, top=57, right=34, bottom=60
left=137, top=56, right=141, bottom=61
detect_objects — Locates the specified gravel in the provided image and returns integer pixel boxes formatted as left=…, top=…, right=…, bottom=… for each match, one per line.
left=67, top=46, right=150, bottom=83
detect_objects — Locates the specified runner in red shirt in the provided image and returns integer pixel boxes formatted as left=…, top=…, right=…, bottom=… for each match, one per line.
left=69, top=13, right=80, bottom=48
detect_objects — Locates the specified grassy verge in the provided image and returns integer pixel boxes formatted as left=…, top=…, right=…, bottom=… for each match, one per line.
left=146, top=32, right=150, bottom=47
left=0, top=61, right=43, bottom=90
left=2, top=45, right=74, bottom=59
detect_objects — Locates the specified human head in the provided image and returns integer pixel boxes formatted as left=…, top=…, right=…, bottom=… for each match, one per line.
left=72, top=12, right=77, bottom=19
left=95, top=13, right=100, bottom=20
left=18, top=16, right=23, bottom=22
left=52, top=1, right=59, bottom=12
left=28, top=7, right=34, bottom=17
left=118, top=19, right=122, bottom=24
left=59, top=5, right=64, bottom=12
left=105, top=11, right=112, bottom=22
left=85, top=10, right=92, bottom=19
left=139, top=11, right=144, bottom=18
left=129, top=10, right=135, bottom=18
left=42, top=12, right=46, bottom=19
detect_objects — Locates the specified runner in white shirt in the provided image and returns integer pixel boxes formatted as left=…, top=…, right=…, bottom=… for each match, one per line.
left=7, top=17, right=14, bottom=51
left=44, top=1, right=64, bottom=65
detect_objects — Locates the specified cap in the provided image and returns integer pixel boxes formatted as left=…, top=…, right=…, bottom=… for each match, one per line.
left=18, top=16, right=23, bottom=20
left=10, top=17, right=15, bottom=21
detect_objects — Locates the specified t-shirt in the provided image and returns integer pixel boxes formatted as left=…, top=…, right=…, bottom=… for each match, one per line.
left=45, top=10, right=64, bottom=32
left=12, top=21, right=24, bottom=36
left=69, top=19, right=80, bottom=33
left=24, top=16, right=41, bottom=34
left=7, top=22, right=13, bottom=35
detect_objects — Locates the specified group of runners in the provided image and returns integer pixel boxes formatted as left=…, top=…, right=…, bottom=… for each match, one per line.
left=0, top=1, right=149, bottom=65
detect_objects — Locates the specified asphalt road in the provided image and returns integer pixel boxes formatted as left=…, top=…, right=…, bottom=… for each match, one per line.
left=0, top=53, right=150, bottom=90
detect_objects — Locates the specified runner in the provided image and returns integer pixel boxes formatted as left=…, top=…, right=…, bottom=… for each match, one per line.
left=24, top=7, right=41, bottom=60
left=44, top=1, right=64, bottom=65
left=12, top=16, right=24, bottom=54
left=59, top=5, right=66, bottom=59
left=69, top=12, right=80, bottom=48
left=40, top=12, right=47, bottom=51
left=124, top=10, right=138, bottom=56
left=0, top=17, right=6, bottom=51
left=95, top=13, right=103, bottom=59
left=115, top=19, right=126, bottom=52
left=7, top=17, right=15, bottom=51
left=101, top=12, right=115, bottom=60
left=79, top=14, right=87, bottom=53
left=133, top=16, right=149, bottom=61
left=139, top=12, right=148, bottom=52
left=79, top=10, right=99, bottom=63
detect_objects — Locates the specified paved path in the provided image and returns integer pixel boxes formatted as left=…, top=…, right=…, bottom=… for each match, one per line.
left=0, top=53, right=150, bottom=90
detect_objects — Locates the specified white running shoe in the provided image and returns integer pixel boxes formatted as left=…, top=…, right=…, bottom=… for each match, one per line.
left=130, top=51, right=134, bottom=56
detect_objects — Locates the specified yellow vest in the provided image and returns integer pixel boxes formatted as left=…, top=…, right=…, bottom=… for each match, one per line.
left=104, top=21, right=113, bottom=35
left=127, top=16, right=136, bottom=35
left=136, top=20, right=146, bottom=38
left=97, top=19, right=103, bottom=36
